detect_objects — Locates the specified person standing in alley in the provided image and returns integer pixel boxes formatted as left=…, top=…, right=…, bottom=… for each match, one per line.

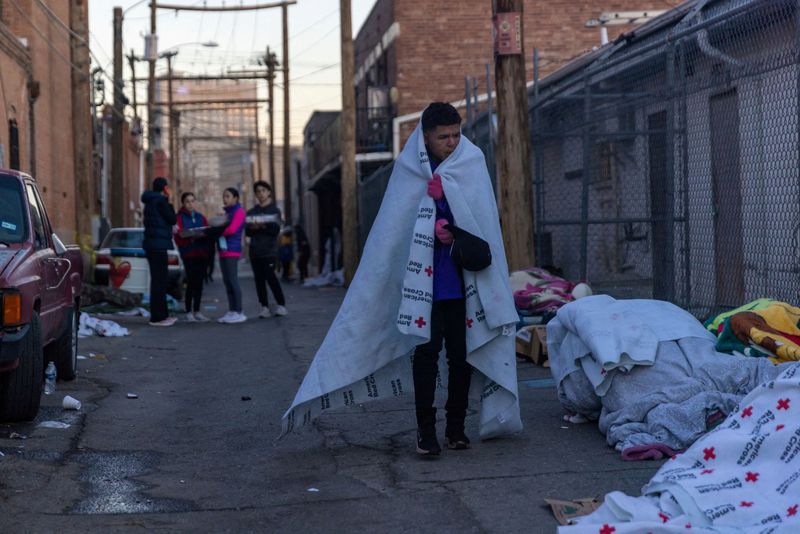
left=283, top=102, right=521, bottom=454
left=293, top=223, right=311, bottom=284
left=174, top=192, right=211, bottom=322
left=246, top=181, right=288, bottom=318
left=217, top=187, right=247, bottom=324
left=142, top=177, right=177, bottom=327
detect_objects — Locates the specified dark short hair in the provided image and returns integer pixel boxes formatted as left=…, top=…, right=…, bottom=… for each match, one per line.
left=253, top=180, right=272, bottom=193
left=181, top=192, right=195, bottom=203
left=224, top=187, right=240, bottom=199
left=152, top=177, right=168, bottom=192
left=421, top=102, right=461, bottom=132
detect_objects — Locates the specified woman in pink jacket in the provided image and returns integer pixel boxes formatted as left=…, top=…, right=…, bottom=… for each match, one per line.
left=217, top=187, right=247, bottom=323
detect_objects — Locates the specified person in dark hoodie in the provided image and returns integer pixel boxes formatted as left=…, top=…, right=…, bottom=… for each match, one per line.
left=141, top=177, right=177, bottom=327
left=245, top=181, right=287, bottom=318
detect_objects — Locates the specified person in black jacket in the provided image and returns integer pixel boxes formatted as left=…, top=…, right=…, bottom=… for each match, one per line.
left=245, top=181, right=287, bottom=318
left=141, top=177, right=177, bottom=326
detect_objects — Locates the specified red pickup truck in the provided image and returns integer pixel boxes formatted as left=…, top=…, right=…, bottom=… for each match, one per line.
left=0, top=169, right=83, bottom=421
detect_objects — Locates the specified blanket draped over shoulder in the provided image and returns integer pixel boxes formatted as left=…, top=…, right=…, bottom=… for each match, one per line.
left=281, top=123, right=521, bottom=439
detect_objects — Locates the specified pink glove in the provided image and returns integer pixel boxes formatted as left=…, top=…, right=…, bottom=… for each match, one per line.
left=435, top=219, right=454, bottom=245
left=427, top=173, right=443, bottom=200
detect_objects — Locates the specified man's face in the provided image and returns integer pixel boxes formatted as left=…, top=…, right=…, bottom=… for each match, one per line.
left=255, top=186, right=271, bottom=204
left=423, top=123, right=461, bottom=162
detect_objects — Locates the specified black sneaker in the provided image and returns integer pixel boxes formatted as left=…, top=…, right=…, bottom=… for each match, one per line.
left=416, top=429, right=442, bottom=456
left=444, top=429, right=471, bottom=450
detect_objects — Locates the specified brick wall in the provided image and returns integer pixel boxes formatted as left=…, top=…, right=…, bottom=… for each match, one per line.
left=0, top=23, right=31, bottom=172
left=1, top=0, right=82, bottom=239
left=380, top=0, right=670, bottom=144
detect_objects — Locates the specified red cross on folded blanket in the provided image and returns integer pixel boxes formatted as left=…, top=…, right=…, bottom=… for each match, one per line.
left=741, top=406, right=754, bottom=418
left=701, top=469, right=714, bottom=475
left=424, top=265, right=433, bottom=277
left=659, top=512, right=669, bottom=523
left=777, top=398, right=791, bottom=410
left=745, top=471, right=759, bottom=482
left=788, top=505, right=798, bottom=517
left=466, top=318, right=474, bottom=328
left=703, top=447, right=716, bottom=461
left=599, top=525, right=616, bottom=534
left=740, top=501, right=753, bottom=507
left=415, top=316, right=426, bottom=328
left=777, top=424, right=786, bottom=431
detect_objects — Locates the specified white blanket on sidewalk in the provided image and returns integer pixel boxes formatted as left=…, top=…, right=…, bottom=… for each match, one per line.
left=281, top=123, right=521, bottom=439
left=548, top=295, right=713, bottom=396
left=560, top=363, right=800, bottom=533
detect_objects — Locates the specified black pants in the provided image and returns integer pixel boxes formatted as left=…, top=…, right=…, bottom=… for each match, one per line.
left=412, top=298, right=471, bottom=431
left=297, top=250, right=310, bottom=282
left=183, top=257, right=207, bottom=313
left=251, top=256, right=285, bottom=307
left=146, top=249, right=169, bottom=322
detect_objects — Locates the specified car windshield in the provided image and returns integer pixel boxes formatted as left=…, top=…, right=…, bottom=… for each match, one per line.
left=102, top=230, right=144, bottom=249
left=0, top=175, right=28, bottom=244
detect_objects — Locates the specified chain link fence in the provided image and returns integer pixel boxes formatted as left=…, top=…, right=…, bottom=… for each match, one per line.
left=528, top=0, right=799, bottom=318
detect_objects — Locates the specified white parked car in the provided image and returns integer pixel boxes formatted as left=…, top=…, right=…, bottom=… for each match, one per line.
left=93, top=228, right=184, bottom=299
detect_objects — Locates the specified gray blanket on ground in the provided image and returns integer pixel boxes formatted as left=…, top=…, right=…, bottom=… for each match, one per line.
left=558, top=336, right=787, bottom=457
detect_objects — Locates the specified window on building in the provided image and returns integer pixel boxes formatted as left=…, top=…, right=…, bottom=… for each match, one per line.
left=9, top=119, right=20, bottom=170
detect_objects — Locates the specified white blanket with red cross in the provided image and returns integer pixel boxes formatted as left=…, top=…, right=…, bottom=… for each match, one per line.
left=560, top=363, right=800, bottom=533
left=281, top=121, right=521, bottom=440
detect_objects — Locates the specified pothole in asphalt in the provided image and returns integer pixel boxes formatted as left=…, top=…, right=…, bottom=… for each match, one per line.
left=69, top=451, right=196, bottom=514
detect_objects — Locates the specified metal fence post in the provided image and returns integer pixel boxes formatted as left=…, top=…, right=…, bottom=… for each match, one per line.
left=665, top=44, right=677, bottom=302
left=678, top=40, right=692, bottom=310
left=580, top=73, right=592, bottom=281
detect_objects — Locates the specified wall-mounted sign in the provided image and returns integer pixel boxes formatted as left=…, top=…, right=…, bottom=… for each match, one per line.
left=493, top=12, right=522, bottom=55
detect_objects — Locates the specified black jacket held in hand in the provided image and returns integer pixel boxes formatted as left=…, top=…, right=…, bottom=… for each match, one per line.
left=245, top=203, right=282, bottom=258
left=141, top=190, right=177, bottom=251
left=444, top=224, right=492, bottom=272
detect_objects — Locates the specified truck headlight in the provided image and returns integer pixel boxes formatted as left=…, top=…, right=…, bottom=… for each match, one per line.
left=1, top=291, right=22, bottom=327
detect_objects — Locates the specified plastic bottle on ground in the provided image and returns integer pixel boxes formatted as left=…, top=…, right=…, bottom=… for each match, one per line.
left=44, top=361, right=57, bottom=395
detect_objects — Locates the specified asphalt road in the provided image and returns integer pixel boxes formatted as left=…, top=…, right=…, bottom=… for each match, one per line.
left=0, top=266, right=662, bottom=533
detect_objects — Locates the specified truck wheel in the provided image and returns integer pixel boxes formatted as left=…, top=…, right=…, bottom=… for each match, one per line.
left=48, top=306, right=78, bottom=381
left=0, top=312, right=44, bottom=422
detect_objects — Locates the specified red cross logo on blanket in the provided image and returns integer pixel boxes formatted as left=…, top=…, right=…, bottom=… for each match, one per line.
left=777, top=424, right=786, bottom=431
left=741, top=406, right=754, bottom=418
left=424, top=265, right=433, bottom=277
left=788, top=505, right=798, bottom=517
left=415, top=316, right=427, bottom=328
left=599, top=525, right=616, bottom=534
left=777, top=398, right=791, bottom=410
left=658, top=512, right=669, bottom=523
left=745, top=471, right=759, bottom=483
left=740, top=501, right=753, bottom=507
left=701, top=469, right=714, bottom=475
left=703, top=447, right=716, bottom=461
left=466, top=318, right=474, bottom=328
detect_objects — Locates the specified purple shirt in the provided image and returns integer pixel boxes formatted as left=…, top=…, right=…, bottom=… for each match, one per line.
left=430, top=159, right=463, bottom=301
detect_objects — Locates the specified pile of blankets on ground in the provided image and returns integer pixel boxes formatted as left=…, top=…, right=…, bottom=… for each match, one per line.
left=705, top=299, right=800, bottom=362
left=559, top=362, right=800, bottom=532
left=548, top=295, right=792, bottom=461
left=510, top=267, right=591, bottom=315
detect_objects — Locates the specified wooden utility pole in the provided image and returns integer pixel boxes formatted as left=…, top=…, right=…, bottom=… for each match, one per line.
left=282, top=4, right=292, bottom=223
left=265, top=47, right=277, bottom=188
left=340, top=0, right=357, bottom=285
left=254, top=107, right=263, bottom=181
left=69, top=0, right=94, bottom=250
left=165, top=52, right=178, bottom=195
left=111, top=6, right=124, bottom=227
left=493, top=0, right=534, bottom=270
left=127, top=50, right=138, bottom=118
left=146, top=1, right=157, bottom=182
